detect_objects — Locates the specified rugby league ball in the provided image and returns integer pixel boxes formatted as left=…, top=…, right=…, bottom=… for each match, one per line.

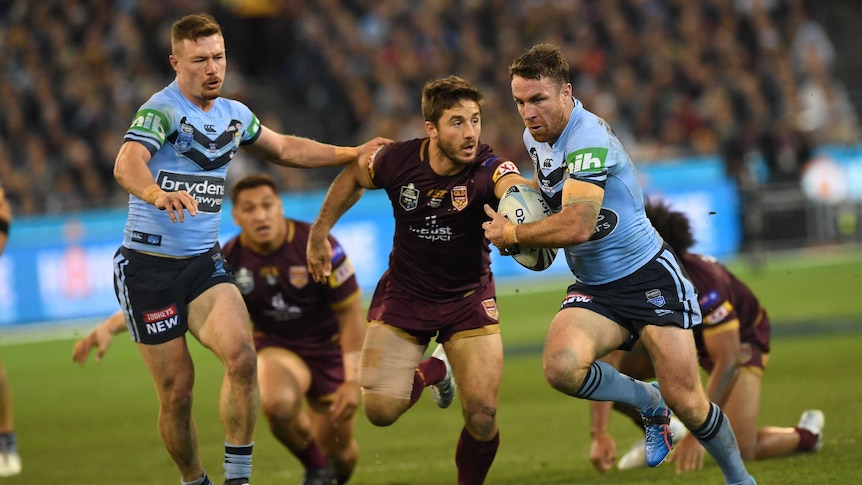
left=496, top=185, right=558, bottom=271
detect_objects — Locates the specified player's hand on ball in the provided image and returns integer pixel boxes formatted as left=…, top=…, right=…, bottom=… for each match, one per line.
left=482, top=204, right=514, bottom=254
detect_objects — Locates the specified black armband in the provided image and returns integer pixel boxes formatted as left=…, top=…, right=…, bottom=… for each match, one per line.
left=0, top=219, right=9, bottom=235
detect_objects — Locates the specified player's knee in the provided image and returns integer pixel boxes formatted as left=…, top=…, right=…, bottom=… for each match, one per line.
left=259, top=391, right=302, bottom=422
left=463, top=401, right=497, bottom=441
left=542, top=350, right=586, bottom=394
left=362, top=395, right=405, bottom=427
left=162, top=385, right=194, bottom=415
left=224, top=342, right=258, bottom=383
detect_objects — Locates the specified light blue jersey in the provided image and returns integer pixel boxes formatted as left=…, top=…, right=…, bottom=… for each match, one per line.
left=122, top=80, right=261, bottom=257
left=525, top=98, right=661, bottom=284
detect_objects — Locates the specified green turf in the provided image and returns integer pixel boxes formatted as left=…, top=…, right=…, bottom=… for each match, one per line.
left=2, top=250, right=860, bottom=484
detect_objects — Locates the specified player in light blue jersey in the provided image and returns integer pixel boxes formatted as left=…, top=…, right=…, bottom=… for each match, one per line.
left=109, top=13, right=389, bottom=485
left=483, top=44, right=755, bottom=485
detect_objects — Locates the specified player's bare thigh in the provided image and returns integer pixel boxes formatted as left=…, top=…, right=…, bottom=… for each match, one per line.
left=257, top=347, right=312, bottom=410
left=639, top=324, right=709, bottom=424
left=359, top=321, right=425, bottom=402
left=187, top=282, right=255, bottom=359
left=445, top=332, right=503, bottom=440
left=136, top=337, right=195, bottom=394
left=543, top=307, right=629, bottom=389
left=722, top=367, right=762, bottom=459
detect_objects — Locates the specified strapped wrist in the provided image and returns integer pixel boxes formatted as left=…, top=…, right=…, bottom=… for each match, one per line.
left=141, top=184, right=164, bottom=205
left=503, top=223, right=519, bottom=245
left=343, top=351, right=361, bottom=382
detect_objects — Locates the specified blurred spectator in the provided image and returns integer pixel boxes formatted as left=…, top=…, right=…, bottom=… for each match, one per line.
left=0, top=0, right=859, bottom=216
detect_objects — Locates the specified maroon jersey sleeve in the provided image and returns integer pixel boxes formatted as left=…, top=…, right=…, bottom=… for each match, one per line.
left=370, top=139, right=520, bottom=301
left=223, top=220, right=360, bottom=353
left=685, top=253, right=770, bottom=367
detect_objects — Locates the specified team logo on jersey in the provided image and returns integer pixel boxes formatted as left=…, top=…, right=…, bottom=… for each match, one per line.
left=289, top=265, right=308, bottom=289
left=228, top=121, right=243, bottom=148
left=176, top=118, right=195, bottom=152
left=234, top=267, right=255, bottom=295
left=529, top=147, right=539, bottom=167
left=261, top=266, right=280, bottom=285
left=645, top=289, right=666, bottom=307
left=567, top=147, right=608, bottom=173
left=426, top=189, right=448, bottom=208
left=451, top=186, right=468, bottom=211
left=482, top=298, right=499, bottom=321
left=492, top=161, right=520, bottom=183
left=399, top=183, right=420, bottom=211
left=589, top=208, right=618, bottom=241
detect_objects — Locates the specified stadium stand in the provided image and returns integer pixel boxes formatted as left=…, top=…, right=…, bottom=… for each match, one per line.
left=0, top=0, right=858, bottom=216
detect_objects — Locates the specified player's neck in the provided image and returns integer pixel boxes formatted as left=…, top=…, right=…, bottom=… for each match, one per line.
left=428, top=142, right=467, bottom=176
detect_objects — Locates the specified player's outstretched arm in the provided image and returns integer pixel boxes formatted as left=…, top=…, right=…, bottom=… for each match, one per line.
left=72, top=310, right=128, bottom=367
left=244, top=126, right=391, bottom=169
left=114, top=141, right=199, bottom=223
left=308, top=153, right=377, bottom=282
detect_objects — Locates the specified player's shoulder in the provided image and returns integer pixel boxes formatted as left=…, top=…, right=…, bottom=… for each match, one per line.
left=565, top=107, right=610, bottom=150
left=376, top=138, right=424, bottom=161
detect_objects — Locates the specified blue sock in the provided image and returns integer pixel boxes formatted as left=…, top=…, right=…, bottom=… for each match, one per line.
left=181, top=471, right=212, bottom=485
left=224, top=442, right=253, bottom=480
left=0, top=432, right=16, bottom=453
left=693, top=403, right=751, bottom=484
left=574, top=361, right=661, bottom=412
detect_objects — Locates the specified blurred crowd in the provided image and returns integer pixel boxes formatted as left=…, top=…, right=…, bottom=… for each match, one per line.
left=0, top=0, right=859, bottom=216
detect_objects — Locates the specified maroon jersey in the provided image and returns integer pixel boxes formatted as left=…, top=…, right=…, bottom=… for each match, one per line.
left=368, top=138, right=520, bottom=301
left=684, top=253, right=771, bottom=372
left=222, top=219, right=361, bottom=354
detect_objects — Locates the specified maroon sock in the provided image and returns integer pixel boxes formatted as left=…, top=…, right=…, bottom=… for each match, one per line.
left=795, top=426, right=819, bottom=451
left=295, top=440, right=328, bottom=470
left=408, top=357, right=447, bottom=406
left=455, top=427, right=499, bottom=485
left=408, top=371, right=425, bottom=407
left=418, top=357, right=447, bottom=385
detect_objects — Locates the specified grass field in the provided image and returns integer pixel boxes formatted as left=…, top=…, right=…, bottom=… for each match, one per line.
left=2, top=249, right=861, bottom=484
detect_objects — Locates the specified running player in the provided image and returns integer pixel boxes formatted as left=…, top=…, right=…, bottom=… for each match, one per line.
left=307, top=75, right=533, bottom=485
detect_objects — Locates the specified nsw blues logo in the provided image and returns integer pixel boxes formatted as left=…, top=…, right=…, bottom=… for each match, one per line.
left=645, top=289, right=666, bottom=307
left=176, top=118, right=194, bottom=152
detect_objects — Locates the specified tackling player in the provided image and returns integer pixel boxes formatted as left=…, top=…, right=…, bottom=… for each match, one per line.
left=96, top=13, right=388, bottom=485
left=307, top=75, right=534, bottom=485
left=605, top=200, right=825, bottom=472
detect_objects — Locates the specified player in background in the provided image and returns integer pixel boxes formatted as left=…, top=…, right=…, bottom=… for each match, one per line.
left=0, top=183, right=20, bottom=477
left=482, top=44, right=755, bottom=484
left=104, top=13, right=388, bottom=485
left=307, top=75, right=534, bottom=485
left=602, top=199, right=825, bottom=472
left=75, top=174, right=370, bottom=484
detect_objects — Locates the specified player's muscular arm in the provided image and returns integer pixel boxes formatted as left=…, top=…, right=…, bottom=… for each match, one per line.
left=114, top=141, right=199, bottom=222
left=514, top=178, right=602, bottom=248
left=493, top=172, right=537, bottom=199
left=329, top=295, right=365, bottom=423
left=308, top=156, right=375, bottom=282
left=245, top=126, right=391, bottom=168
left=702, top=321, right=743, bottom=407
